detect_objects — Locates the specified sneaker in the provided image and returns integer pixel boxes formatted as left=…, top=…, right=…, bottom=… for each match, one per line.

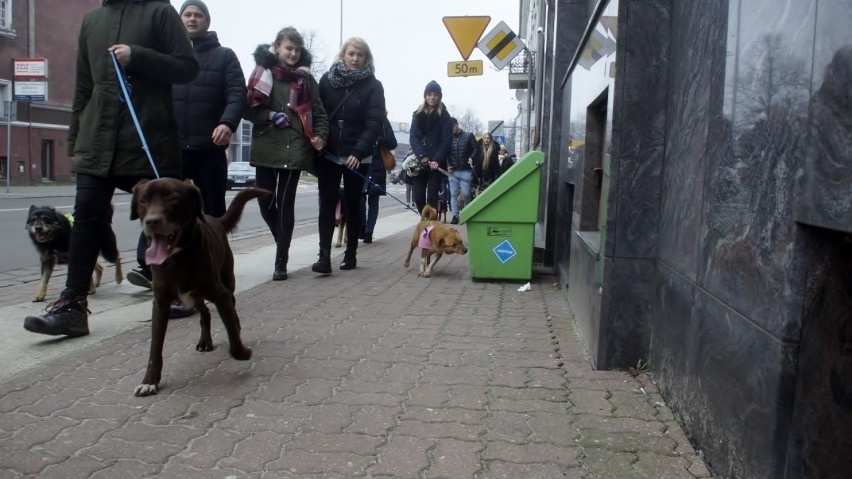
left=169, top=301, right=196, bottom=319
left=127, top=269, right=152, bottom=289
left=24, top=297, right=90, bottom=337
left=450, top=216, right=459, bottom=224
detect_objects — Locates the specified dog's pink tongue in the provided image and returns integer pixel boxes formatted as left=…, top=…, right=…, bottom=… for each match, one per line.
left=145, top=235, right=170, bottom=265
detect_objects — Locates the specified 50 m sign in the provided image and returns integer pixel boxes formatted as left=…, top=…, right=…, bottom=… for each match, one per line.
left=447, top=60, right=483, bottom=78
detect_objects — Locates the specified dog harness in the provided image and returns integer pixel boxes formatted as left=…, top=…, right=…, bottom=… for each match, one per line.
left=419, top=226, right=434, bottom=250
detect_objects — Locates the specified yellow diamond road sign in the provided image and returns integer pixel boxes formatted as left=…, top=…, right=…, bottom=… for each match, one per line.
left=443, top=16, right=491, bottom=61
left=478, top=21, right=525, bottom=70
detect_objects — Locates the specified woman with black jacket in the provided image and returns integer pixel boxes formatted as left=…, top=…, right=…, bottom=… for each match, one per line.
left=313, top=37, right=386, bottom=274
left=408, top=80, right=453, bottom=214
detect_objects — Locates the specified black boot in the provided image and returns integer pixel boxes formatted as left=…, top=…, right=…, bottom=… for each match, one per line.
left=311, top=248, right=332, bottom=274
left=273, top=245, right=288, bottom=281
left=24, top=295, right=90, bottom=337
left=340, top=250, right=357, bottom=270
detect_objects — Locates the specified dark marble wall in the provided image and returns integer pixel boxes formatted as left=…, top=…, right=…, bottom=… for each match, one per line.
left=562, top=0, right=619, bottom=368
left=550, top=0, right=852, bottom=476
left=541, top=0, right=590, bottom=262
left=652, top=0, right=851, bottom=477
left=795, top=3, right=852, bottom=233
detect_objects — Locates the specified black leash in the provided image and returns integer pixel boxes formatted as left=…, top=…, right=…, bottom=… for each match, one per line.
left=321, top=153, right=421, bottom=216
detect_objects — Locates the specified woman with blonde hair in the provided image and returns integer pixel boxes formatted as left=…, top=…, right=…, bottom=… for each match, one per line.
left=472, top=132, right=499, bottom=193
left=312, top=36, right=386, bottom=273
left=408, top=80, right=453, bottom=214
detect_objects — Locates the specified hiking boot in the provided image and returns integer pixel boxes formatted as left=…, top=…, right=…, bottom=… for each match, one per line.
left=339, top=251, right=357, bottom=270
left=127, top=269, right=152, bottom=289
left=169, top=301, right=196, bottom=319
left=24, top=296, right=90, bottom=337
left=311, top=248, right=332, bottom=275
left=450, top=216, right=459, bottom=224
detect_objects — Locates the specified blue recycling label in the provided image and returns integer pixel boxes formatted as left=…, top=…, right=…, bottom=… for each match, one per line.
left=493, top=240, right=517, bottom=264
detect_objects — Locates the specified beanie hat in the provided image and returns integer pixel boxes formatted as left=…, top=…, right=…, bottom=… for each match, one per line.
left=179, top=0, right=211, bottom=24
left=424, top=80, right=442, bottom=98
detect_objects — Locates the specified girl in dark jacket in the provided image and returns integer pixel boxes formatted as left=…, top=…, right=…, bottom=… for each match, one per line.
left=360, top=117, right=398, bottom=243
left=408, top=80, right=453, bottom=215
left=313, top=37, right=386, bottom=274
left=244, top=27, right=328, bottom=280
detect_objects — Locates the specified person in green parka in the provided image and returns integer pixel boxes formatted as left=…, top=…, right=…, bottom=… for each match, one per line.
left=244, top=26, right=329, bottom=281
left=23, top=0, right=198, bottom=338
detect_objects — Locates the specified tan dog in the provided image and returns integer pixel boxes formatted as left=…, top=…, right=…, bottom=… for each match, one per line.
left=130, top=178, right=270, bottom=397
left=403, top=205, right=468, bottom=277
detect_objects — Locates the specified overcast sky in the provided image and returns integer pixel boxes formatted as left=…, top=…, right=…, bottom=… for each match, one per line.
left=168, top=0, right=523, bottom=129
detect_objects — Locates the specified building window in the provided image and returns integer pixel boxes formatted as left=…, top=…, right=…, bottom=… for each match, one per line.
left=0, top=0, right=11, bottom=31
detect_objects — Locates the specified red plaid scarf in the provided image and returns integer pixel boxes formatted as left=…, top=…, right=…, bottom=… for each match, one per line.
left=246, top=65, right=314, bottom=138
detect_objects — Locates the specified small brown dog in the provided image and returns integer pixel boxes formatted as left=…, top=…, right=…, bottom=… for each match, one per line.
left=130, top=178, right=270, bottom=397
left=403, top=205, right=468, bottom=277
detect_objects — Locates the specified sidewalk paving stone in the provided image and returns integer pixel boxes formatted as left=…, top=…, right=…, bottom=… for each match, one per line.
left=0, top=223, right=714, bottom=478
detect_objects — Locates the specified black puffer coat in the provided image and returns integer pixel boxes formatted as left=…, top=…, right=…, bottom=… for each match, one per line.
left=447, top=130, right=479, bottom=170
left=173, top=31, right=246, bottom=151
left=318, top=73, right=386, bottom=161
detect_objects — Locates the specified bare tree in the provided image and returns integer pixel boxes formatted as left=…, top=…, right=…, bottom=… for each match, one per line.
left=302, top=30, right=329, bottom=80
left=453, top=108, right=484, bottom=135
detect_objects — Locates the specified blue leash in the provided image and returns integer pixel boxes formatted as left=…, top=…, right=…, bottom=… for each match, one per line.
left=111, top=51, right=160, bottom=179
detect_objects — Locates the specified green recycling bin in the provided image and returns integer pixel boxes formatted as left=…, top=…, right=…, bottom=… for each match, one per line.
left=459, top=150, right=545, bottom=280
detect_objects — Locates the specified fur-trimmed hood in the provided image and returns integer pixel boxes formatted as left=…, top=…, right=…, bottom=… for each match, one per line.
left=253, top=43, right=312, bottom=69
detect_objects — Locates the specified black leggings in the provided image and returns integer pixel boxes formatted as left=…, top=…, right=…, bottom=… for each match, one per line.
left=255, top=166, right=301, bottom=248
left=315, top=155, right=369, bottom=253
left=65, top=174, right=144, bottom=299
left=411, top=168, right=443, bottom=215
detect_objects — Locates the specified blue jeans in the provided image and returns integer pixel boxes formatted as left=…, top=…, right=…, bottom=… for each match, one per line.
left=448, top=169, right=473, bottom=218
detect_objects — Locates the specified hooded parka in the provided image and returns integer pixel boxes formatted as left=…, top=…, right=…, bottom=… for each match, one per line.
left=243, top=45, right=329, bottom=171
left=68, top=0, right=198, bottom=178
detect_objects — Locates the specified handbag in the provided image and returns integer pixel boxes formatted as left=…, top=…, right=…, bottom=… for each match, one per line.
left=380, top=146, right=395, bottom=171
left=378, top=121, right=395, bottom=171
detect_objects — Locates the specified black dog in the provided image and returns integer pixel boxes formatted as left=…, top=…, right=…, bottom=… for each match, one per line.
left=26, top=205, right=123, bottom=302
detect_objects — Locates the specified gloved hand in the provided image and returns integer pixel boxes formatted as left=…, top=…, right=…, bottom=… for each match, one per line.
left=271, top=112, right=290, bottom=128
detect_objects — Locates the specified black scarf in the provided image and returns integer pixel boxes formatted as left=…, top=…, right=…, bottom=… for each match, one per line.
left=415, top=109, right=441, bottom=136
left=327, top=61, right=374, bottom=88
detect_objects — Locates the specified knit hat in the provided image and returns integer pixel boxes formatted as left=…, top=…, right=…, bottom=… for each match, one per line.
left=179, top=0, right=210, bottom=24
left=423, top=80, right=442, bottom=98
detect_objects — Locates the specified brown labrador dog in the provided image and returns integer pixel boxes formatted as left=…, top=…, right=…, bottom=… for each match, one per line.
left=403, top=205, right=468, bottom=277
left=130, top=178, right=270, bottom=397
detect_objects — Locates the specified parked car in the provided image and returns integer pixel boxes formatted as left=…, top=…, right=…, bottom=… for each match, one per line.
left=226, top=162, right=256, bottom=190
left=389, top=168, right=403, bottom=184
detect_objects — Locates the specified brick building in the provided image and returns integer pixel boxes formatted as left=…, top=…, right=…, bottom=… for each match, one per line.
left=0, top=0, right=100, bottom=184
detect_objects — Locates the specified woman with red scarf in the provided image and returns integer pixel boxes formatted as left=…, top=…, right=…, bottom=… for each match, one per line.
left=244, top=27, right=328, bottom=280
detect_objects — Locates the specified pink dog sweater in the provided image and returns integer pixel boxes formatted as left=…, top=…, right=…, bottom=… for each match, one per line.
left=418, top=226, right=434, bottom=250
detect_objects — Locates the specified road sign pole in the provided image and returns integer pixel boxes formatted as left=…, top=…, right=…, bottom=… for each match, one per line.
left=5, top=101, right=11, bottom=193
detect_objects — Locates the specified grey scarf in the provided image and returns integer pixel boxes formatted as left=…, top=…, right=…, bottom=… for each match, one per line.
left=327, top=61, right=374, bottom=88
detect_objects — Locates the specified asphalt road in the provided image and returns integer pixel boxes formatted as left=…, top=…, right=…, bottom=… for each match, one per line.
left=0, top=185, right=321, bottom=274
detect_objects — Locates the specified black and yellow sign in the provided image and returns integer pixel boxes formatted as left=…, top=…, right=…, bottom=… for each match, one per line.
left=477, top=21, right=525, bottom=70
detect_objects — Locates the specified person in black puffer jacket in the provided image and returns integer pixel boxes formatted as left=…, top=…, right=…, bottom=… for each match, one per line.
left=129, top=0, right=246, bottom=319
left=312, top=36, right=386, bottom=274
left=174, top=0, right=246, bottom=217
